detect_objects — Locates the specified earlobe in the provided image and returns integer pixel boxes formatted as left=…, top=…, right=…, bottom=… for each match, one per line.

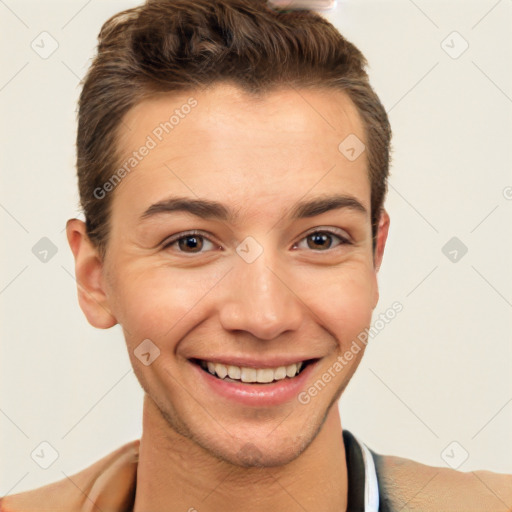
left=65, top=219, right=117, bottom=329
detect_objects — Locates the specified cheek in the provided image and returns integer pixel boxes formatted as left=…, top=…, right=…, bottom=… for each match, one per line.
left=110, top=265, right=227, bottom=344
left=302, top=263, right=377, bottom=345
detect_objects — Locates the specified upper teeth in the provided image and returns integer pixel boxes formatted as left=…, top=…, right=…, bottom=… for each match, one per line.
left=201, top=360, right=304, bottom=383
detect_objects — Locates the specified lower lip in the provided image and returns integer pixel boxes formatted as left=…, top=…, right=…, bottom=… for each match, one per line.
left=191, top=360, right=318, bottom=407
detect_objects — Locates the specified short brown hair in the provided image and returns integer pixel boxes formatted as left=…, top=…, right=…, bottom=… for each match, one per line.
left=77, top=0, right=391, bottom=259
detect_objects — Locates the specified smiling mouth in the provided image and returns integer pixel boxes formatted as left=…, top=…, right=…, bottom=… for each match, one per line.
left=191, top=358, right=317, bottom=384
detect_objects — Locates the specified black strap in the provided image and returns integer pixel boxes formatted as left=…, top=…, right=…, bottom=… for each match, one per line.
left=343, top=429, right=367, bottom=512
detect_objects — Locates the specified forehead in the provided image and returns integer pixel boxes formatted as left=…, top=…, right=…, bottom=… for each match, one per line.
left=112, top=83, right=370, bottom=223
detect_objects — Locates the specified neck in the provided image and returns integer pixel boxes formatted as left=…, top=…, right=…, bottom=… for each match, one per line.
left=133, top=395, right=348, bottom=512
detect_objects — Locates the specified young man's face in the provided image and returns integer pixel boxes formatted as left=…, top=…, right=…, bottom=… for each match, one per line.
left=70, top=83, right=389, bottom=467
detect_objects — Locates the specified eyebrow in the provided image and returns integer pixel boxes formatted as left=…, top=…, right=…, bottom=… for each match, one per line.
left=139, top=194, right=367, bottom=223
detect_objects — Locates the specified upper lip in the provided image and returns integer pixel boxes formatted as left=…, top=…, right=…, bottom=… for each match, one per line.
left=190, top=356, right=319, bottom=369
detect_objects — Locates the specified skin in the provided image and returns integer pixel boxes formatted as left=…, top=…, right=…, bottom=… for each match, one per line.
left=66, top=82, right=389, bottom=512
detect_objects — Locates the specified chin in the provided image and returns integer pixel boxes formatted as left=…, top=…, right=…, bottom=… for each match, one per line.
left=158, top=402, right=321, bottom=468
left=203, top=409, right=330, bottom=468
left=209, top=434, right=313, bottom=468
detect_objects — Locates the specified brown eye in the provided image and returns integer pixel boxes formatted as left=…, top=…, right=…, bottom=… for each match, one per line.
left=162, top=231, right=217, bottom=254
left=294, top=229, right=351, bottom=252
left=306, top=232, right=333, bottom=250
left=177, top=235, right=204, bottom=253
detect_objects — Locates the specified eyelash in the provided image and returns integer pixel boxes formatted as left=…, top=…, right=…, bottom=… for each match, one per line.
left=161, top=228, right=352, bottom=254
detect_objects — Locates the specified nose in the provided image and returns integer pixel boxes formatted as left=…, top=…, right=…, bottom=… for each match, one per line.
left=218, top=252, right=304, bottom=341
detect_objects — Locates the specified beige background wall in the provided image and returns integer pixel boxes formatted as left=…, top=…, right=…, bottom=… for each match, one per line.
left=1, top=0, right=511, bottom=494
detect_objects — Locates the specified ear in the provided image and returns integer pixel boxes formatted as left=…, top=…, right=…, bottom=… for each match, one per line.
left=370, top=209, right=390, bottom=309
left=66, top=219, right=117, bottom=329
left=373, top=209, right=390, bottom=273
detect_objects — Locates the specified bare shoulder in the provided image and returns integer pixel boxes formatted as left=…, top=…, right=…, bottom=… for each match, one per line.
left=372, top=449, right=512, bottom=512
left=1, top=440, right=139, bottom=512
